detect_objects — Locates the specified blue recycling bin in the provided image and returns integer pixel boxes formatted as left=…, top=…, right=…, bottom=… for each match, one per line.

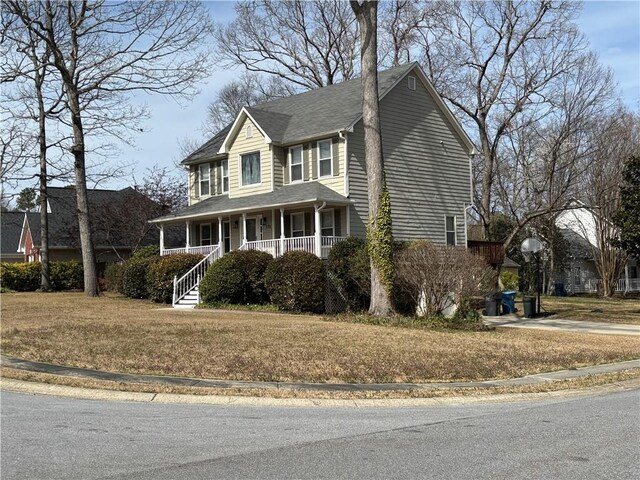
left=501, top=291, right=516, bottom=314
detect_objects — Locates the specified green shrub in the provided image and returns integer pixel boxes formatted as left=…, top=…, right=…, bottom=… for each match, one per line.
left=104, top=263, right=125, bottom=293
left=0, top=262, right=40, bottom=291
left=199, top=250, right=273, bottom=305
left=265, top=251, right=326, bottom=313
left=131, top=245, right=160, bottom=259
left=500, top=271, right=519, bottom=291
left=147, top=253, right=202, bottom=303
left=327, top=237, right=371, bottom=311
left=199, top=253, right=245, bottom=304
left=50, top=261, right=84, bottom=291
left=121, top=257, right=156, bottom=299
left=234, top=250, right=273, bottom=303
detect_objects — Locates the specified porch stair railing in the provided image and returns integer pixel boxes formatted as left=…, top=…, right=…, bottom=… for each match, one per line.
left=172, top=245, right=221, bottom=307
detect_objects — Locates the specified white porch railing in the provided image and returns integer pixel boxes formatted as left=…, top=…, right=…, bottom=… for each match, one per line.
left=321, top=236, right=347, bottom=259
left=617, top=278, right=640, bottom=293
left=570, top=277, right=640, bottom=294
left=240, top=236, right=348, bottom=259
left=239, top=238, right=282, bottom=257
left=172, top=245, right=221, bottom=306
left=162, top=244, right=218, bottom=256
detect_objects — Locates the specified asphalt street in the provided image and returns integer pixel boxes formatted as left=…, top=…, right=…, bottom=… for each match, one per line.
left=1, top=389, right=638, bottom=479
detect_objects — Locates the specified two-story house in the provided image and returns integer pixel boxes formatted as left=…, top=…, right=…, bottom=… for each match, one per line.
left=151, top=63, right=475, bottom=306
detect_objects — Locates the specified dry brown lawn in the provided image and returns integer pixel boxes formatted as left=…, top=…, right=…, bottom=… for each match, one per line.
left=2, top=292, right=639, bottom=384
left=524, top=295, right=640, bottom=324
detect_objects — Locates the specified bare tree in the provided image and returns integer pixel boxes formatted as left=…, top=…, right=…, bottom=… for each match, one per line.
left=581, top=110, right=640, bottom=296
left=203, top=72, right=294, bottom=136
left=378, top=0, right=431, bottom=67
left=421, top=1, right=588, bottom=238
left=493, top=51, right=617, bottom=261
left=133, top=165, right=188, bottom=212
left=351, top=0, right=394, bottom=317
left=4, top=0, right=214, bottom=296
left=215, top=0, right=359, bottom=90
left=2, top=3, right=69, bottom=290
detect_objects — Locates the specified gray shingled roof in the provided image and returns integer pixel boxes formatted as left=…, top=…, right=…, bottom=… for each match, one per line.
left=25, top=187, right=175, bottom=248
left=151, top=182, right=352, bottom=223
left=181, top=63, right=417, bottom=165
left=182, top=124, right=232, bottom=166
left=1, top=211, right=28, bottom=257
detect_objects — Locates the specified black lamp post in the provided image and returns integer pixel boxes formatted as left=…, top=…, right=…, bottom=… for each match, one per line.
left=521, top=237, right=545, bottom=317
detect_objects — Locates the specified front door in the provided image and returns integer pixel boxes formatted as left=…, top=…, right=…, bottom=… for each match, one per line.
left=245, top=218, right=259, bottom=242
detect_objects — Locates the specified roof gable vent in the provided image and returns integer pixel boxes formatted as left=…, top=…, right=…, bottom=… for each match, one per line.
left=408, top=75, right=416, bottom=91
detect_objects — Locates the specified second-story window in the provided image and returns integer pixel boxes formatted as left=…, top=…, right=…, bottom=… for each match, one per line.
left=290, top=146, right=303, bottom=183
left=241, top=152, right=261, bottom=186
left=318, top=140, right=332, bottom=177
left=199, top=164, right=210, bottom=197
left=222, top=159, right=229, bottom=193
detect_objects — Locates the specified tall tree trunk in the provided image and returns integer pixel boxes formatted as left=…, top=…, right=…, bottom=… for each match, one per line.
left=37, top=88, right=50, bottom=291
left=31, top=46, right=51, bottom=291
left=351, top=0, right=394, bottom=316
left=67, top=88, right=99, bottom=296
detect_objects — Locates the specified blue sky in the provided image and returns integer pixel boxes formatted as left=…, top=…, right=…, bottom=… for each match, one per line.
left=109, top=1, right=640, bottom=188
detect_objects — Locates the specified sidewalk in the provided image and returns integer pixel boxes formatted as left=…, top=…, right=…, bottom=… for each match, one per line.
left=2, top=355, right=639, bottom=393
left=483, top=314, right=640, bottom=336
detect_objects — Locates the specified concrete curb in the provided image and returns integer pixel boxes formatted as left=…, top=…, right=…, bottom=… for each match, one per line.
left=2, top=376, right=639, bottom=408
left=2, top=354, right=639, bottom=392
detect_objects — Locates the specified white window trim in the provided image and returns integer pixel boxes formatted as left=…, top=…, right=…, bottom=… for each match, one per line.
left=246, top=125, right=253, bottom=138
left=290, top=212, right=305, bottom=237
left=199, top=164, right=211, bottom=198
left=221, top=159, right=229, bottom=193
left=317, top=139, right=333, bottom=178
left=408, top=75, right=416, bottom=90
left=289, top=145, right=304, bottom=184
left=239, top=151, right=262, bottom=187
left=445, top=215, right=456, bottom=246
left=320, top=208, right=335, bottom=237
left=200, top=223, right=212, bottom=246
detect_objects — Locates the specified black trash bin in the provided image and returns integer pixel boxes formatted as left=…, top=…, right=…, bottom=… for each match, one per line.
left=485, top=293, right=502, bottom=316
left=523, top=296, right=537, bottom=318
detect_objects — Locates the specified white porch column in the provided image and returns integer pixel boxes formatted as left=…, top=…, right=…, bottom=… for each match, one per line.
left=345, top=205, right=351, bottom=236
left=314, top=203, right=322, bottom=257
left=218, top=216, right=224, bottom=253
left=185, top=221, right=191, bottom=252
left=280, top=208, right=285, bottom=255
left=159, top=224, right=165, bottom=256
left=242, top=212, right=247, bottom=245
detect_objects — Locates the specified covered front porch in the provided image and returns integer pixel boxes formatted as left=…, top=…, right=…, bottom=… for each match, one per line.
left=155, top=185, right=352, bottom=260
left=160, top=205, right=347, bottom=259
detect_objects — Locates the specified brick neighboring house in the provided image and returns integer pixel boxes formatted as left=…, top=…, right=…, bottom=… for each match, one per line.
left=151, top=62, right=476, bottom=306
left=12, top=186, right=183, bottom=274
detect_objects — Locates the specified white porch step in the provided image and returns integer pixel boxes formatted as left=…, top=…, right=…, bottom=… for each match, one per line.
left=174, top=289, right=199, bottom=308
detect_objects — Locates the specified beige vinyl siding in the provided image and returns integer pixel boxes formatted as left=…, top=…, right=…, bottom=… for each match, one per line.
left=348, top=68, right=471, bottom=244
left=281, top=137, right=346, bottom=195
left=228, top=117, right=272, bottom=198
left=188, top=166, right=198, bottom=205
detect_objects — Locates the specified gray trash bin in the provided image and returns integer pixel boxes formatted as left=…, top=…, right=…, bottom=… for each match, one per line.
left=485, top=293, right=501, bottom=316
left=523, top=296, right=537, bottom=318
